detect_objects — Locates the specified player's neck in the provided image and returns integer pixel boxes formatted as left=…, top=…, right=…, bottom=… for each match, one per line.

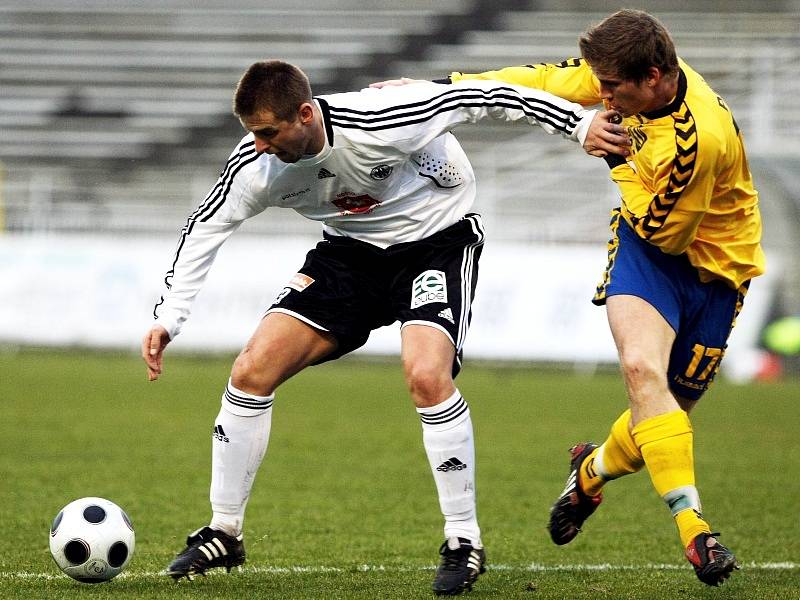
left=307, top=105, right=327, bottom=155
left=650, top=74, right=680, bottom=112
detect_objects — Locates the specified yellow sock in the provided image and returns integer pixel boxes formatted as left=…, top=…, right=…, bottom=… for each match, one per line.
left=632, top=410, right=711, bottom=547
left=579, top=410, right=644, bottom=497
left=675, top=508, right=711, bottom=548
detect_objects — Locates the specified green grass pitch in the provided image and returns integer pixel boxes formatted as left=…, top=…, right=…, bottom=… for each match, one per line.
left=1, top=349, right=798, bottom=599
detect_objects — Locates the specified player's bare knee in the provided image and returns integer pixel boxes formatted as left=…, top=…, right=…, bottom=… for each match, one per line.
left=618, top=351, right=664, bottom=395
left=404, top=360, right=452, bottom=408
left=230, top=349, right=272, bottom=395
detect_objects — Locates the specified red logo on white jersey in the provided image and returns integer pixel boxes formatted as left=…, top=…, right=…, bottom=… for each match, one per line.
left=332, top=192, right=380, bottom=215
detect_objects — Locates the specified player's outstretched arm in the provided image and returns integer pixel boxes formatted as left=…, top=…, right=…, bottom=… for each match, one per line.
left=583, top=110, right=630, bottom=158
left=141, top=324, right=171, bottom=381
left=369, top=77, right=428, bottom=88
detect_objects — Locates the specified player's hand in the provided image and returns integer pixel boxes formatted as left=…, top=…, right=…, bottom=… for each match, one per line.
left=583, top=110, right=630, bottom=158
left=369, top=77, right=425, bottom=88
left=141, top=324, right=170, bottom=381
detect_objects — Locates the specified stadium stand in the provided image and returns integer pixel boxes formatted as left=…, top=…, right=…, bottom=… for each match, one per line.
left=1, top=0, right=798, bottom=271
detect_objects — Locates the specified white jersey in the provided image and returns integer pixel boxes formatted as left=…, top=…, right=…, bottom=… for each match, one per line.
left=153, top=79, right=596, bottom=339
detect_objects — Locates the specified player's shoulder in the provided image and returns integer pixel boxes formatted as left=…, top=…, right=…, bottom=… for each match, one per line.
left=680, top=59, right=726, bottom=111
left=215, top=133, right=271, bottom=182
left=679, top=60, right=738, bottom=141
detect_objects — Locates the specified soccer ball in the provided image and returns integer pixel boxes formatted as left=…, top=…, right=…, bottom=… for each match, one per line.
left=49, top=497, right=135, bottom=583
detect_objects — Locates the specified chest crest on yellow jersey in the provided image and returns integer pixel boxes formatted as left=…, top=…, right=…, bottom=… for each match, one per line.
left=628, top=125, right=648, bottom=153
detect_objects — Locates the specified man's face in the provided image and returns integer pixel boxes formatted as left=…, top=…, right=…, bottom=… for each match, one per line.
left=592, top=68, right=657, bottom=117
left=241, top=107, right=313, bottom=163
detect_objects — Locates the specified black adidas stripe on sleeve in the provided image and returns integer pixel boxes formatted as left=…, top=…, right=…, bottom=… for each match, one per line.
left=162, top=140, right=259, bottom=291
left=326, top=86, right=581, bottom=135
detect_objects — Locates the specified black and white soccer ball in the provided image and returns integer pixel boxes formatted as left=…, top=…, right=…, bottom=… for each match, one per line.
left=49, top=497, right=135, bottom=583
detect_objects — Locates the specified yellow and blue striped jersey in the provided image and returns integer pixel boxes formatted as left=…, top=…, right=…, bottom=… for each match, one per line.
left=451, top=59, right=765, bottom=289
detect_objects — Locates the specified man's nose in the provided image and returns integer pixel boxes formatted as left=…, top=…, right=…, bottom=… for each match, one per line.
left=254, top=137, right=270, bottom=153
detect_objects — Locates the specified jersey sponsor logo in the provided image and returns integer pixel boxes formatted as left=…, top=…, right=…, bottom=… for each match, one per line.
left=332, top=191, right=380, bottom=214
left=281, top=187, right=311, bottom=201
left=369, top=164, right=393, bottom=180
left=411, top=270, right=448, bottom=308
left=287, top=272, right=315, bottom=292
left=317, top=168, right=336, bottom=179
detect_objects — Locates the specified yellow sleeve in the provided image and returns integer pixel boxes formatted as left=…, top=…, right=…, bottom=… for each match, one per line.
left=450, top=59, right=602, bottom=107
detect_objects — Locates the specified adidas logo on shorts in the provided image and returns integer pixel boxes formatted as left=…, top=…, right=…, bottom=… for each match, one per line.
left=437, top=307, right=455, bottom=324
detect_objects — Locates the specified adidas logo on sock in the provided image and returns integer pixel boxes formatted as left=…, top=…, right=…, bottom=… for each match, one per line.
left=317, top=168, right=336, bottom=179
left=437, top=307, right=455, bottom=324
left=212, top=424, right=229, bottom=443
left=436, top=457, right=467, bottom=472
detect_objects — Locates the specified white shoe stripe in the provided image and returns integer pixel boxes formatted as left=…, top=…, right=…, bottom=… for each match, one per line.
left=205, top=542, right=221, bottom=559
left=212, top=537, right=228, bottom=556
left=559, top=470, right=577, bottom=498
left=199, top=545, right=214, bottom=561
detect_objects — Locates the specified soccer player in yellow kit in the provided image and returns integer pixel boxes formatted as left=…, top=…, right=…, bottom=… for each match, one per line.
left=443, top=9, right=765, bottom=587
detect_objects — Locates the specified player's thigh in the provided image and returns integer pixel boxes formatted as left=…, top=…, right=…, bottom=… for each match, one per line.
left=667, top=281, right=747, bottom=401
left=393, top=214, right=485, bottom=378
left=599, top=217, right=680, bottom=378
left=266, top=239, right=392, bottom=363
left=232, top=312, right=338, bottom=394
left=606, top=294, right=676, bottom=375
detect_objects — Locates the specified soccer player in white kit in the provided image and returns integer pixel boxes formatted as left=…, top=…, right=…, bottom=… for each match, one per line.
left=141, top=60, right=626, bottom=595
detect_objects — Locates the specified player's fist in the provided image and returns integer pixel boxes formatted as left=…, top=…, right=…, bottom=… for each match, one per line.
left=583, top=110, right=629, bottom=158
left=141, top=325, right=170, bottom=381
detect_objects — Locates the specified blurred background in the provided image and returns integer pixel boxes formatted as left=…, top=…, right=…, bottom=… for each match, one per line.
left=2, top=0, right=799, bottom=380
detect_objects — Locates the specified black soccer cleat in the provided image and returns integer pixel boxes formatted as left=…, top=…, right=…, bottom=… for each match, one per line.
left=548, top=442, right=603, bottom=545
left=685, top=532, right=739, bottom=586
left=166, top=526, right=245, bottom=580
left=432, top=536, right=486, bottom=596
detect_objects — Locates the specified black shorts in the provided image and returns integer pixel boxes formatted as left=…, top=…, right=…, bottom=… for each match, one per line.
left=266, top=214, right=485, bottom=377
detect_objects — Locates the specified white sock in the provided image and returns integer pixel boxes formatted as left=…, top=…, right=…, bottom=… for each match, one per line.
left=209, top=379, right=273, bottom=537
left=417, top=389, right=481, bottom=545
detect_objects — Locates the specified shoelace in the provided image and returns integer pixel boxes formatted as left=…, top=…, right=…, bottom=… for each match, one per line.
left=440, top=547, right=469, bottom=571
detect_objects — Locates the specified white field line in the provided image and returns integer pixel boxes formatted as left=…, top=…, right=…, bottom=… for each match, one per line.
left=1, top=562, right=797, bottom=581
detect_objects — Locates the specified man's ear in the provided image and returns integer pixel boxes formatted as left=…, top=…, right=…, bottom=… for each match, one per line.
left=298, top=102, right=315, bottom=124
left=645, top=66, right=662, bottom=88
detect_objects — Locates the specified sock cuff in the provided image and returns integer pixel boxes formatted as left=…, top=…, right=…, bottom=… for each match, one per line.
left=610, top=409, right=641, bottom=459
left=664, top=485, right=702, bottom=516
left=223, top=379, right=274, bottom=416
left=417, top=389, right=469, bottom=430
left=631, top=409, right=692, bottom=448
